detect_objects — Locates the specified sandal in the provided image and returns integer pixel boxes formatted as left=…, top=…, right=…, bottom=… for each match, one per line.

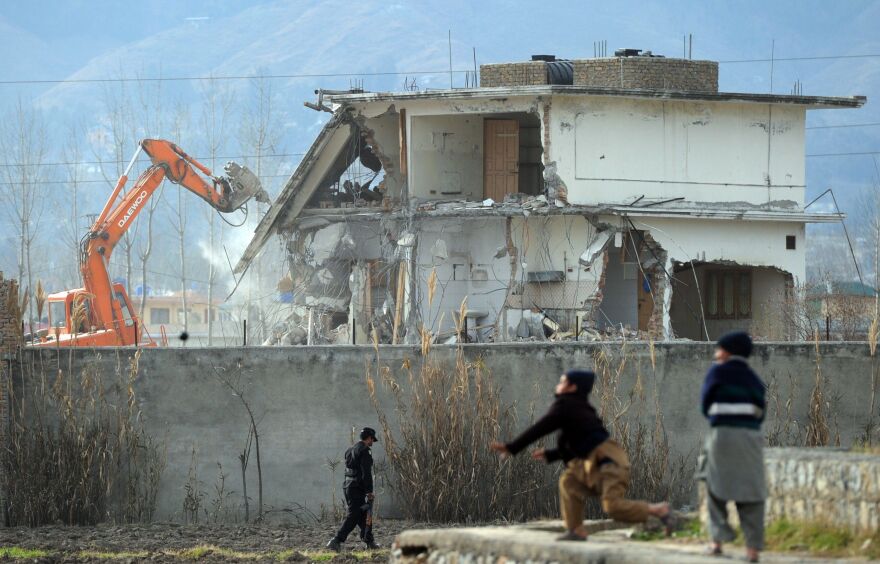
left=703, top=544, right=723, bottom=557
left=556, top=530, right=588, bottom=541
left=658, top=510, right=681, bottom=536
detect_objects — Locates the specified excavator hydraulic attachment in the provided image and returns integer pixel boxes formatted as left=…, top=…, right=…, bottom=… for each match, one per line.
left=222, top=162, right=269, bottom=211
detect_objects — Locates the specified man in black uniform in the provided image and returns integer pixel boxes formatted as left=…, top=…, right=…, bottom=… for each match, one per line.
left=326, top=427, right=380, bottom=552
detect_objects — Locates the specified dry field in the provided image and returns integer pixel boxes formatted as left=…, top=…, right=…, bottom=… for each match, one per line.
left=0, top=520, right=427, bottom=563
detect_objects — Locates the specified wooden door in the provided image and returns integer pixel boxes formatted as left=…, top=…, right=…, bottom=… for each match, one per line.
left=484, top=119, right=519, bottom=201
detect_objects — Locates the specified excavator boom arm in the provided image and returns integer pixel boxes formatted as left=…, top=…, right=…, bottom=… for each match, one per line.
left=77, top=138, right=266, bottom=344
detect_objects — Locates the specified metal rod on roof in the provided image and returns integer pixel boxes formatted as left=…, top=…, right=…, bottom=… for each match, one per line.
left=473, top=47, right=478, bottom=87
left=449, top=30, right=453, bottom=89
left=770, top=39, right=775, bottom=93
left=804, top=188, right=832, bottom=209
left=689, top=34, right=692, bottom=59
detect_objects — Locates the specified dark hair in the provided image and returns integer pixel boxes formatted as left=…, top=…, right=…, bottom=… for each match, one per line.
left=563, top=369, right=596, bottom=396
left=716, top=331, right=753, bottom=358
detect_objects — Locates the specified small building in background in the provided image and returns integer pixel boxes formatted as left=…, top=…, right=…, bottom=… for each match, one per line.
left=141, top=291, right=240, bottom=346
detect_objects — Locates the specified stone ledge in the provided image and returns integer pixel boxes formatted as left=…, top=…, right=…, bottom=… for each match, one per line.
left=765, top=447, right=880, bottom=531
left=389, top=520, right=832, bottom=563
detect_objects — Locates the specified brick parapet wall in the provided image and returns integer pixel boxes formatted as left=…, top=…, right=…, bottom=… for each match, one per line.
left=480, top=57, right=718, bottom=92
left=573, top=57, right=718, bottom=92
left=479, top=61, right=549, bottom=87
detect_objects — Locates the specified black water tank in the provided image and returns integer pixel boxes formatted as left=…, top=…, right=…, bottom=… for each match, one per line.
left=547, top=61, right=573, bottom=85
left=531, top=54, right=557, bottom=62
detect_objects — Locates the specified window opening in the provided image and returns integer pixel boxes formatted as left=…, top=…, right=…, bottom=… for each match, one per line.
left=705, top=269, right=752, bottom=320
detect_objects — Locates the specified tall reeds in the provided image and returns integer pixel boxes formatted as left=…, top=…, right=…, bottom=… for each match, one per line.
left=367, top=294, right=691, bottom=522
left=0, top=351, right=166, bottom=526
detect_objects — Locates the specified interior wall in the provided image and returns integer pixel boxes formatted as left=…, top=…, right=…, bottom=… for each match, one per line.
left=416, top=218, right=510, bottom=339
left=415, top=215, right=604, bottom=339
left=363, top=109, right=405, bottom=199
left=597, top=245, right=637, bottom=330
left=410, top=115, right=484, bottom=200
left=409, top=112, right=544, bottom=201
left=509, top=215, right=603, bottom=333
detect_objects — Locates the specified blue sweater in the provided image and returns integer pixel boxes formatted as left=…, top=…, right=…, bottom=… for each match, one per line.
left=700, top=358, right=766, bottom=430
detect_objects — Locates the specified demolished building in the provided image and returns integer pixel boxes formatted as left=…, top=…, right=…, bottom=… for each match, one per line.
left=236, top=51, right=865, bottom=344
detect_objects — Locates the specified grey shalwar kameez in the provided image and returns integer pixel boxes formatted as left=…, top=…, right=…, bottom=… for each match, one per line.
left=701, top=427, right=766, bottom=549
left=699, top=346, right=767, bottom=552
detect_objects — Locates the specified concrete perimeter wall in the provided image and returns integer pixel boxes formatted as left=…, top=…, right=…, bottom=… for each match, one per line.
left=18, top=342, right=879, bottom=522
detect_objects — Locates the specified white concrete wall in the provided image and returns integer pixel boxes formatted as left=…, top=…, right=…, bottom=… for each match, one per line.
left=625, top=217, right=806, bottom=281
left=357, top=95, right=807, bottom=208
left=410, top=115, right=484, bottom=200
left=550, top=96, right=806, bottom=206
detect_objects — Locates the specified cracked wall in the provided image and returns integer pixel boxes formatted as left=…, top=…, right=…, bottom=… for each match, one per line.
left=548, top=96, right=807, bottom=207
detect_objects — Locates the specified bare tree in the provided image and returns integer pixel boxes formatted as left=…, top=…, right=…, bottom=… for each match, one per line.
left=133, top=75, right=168, bottom=322
left=0, top=98, right=49, bottom=333
left=198, top=76, right=235, bottom=345
left=238, top=74, right=285, bottom=343
left=61, top=121, right=85, bottom=289
left=167, top=103, right=193, bottom=334
left=137, top=186, right=164, bottom=322
left=211, top=362, right=263, bottom=522
left=94, top=76, right=140, bottom=297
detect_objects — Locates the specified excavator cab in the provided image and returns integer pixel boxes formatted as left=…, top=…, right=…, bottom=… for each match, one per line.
left=43, top=285, right=149, bottom=346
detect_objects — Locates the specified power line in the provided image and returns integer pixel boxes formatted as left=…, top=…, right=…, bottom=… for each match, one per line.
left=0, top=173, right=293, bottom=187
left=0, top=53, right=877, bottom=86
left=806, top=122, right=880, bottom=130
left=806, top=151, right=880, bottom=157
left=718, top=53, right=880, bottom=64
left=0, top=69, right=474, bottom=86
left=0, top=152, right=307, bottom=169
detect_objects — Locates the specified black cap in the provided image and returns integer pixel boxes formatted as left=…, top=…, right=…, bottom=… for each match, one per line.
left=717, top=331, right=753, bottom=358
left=563, top=369, right=596, bottom=396
left=360, top=427, right=379, bottom=441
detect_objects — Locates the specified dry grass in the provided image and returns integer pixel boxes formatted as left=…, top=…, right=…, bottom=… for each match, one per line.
left=591, top=342, right=693, bottom=512
left=367, top=300, right=557, bottom=522
left=763, top=518, right=880, bottom=560
left=367, top=296, right=691, bottom=522
left=0, top=350, right=166, bottom=526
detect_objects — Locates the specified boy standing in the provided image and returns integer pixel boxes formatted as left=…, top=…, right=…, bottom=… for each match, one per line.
left=491, top=369, right=671, bottom=540
left=699, top=331, right=766, bottom=563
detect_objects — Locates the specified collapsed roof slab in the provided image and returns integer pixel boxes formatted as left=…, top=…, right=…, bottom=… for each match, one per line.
left=235, top=109, right=356, bottom=275
left=289, top=201, right=844, bottom=225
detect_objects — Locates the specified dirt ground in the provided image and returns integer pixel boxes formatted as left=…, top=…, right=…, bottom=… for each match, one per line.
left=0, top=519, right=427, bottom=563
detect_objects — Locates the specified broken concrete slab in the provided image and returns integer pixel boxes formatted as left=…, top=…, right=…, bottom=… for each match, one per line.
left=390, top=520, right=848, bottom=563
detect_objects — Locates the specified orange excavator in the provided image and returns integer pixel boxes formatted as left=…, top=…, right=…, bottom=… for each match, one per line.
left=33, top=139, right=267, bottom=347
